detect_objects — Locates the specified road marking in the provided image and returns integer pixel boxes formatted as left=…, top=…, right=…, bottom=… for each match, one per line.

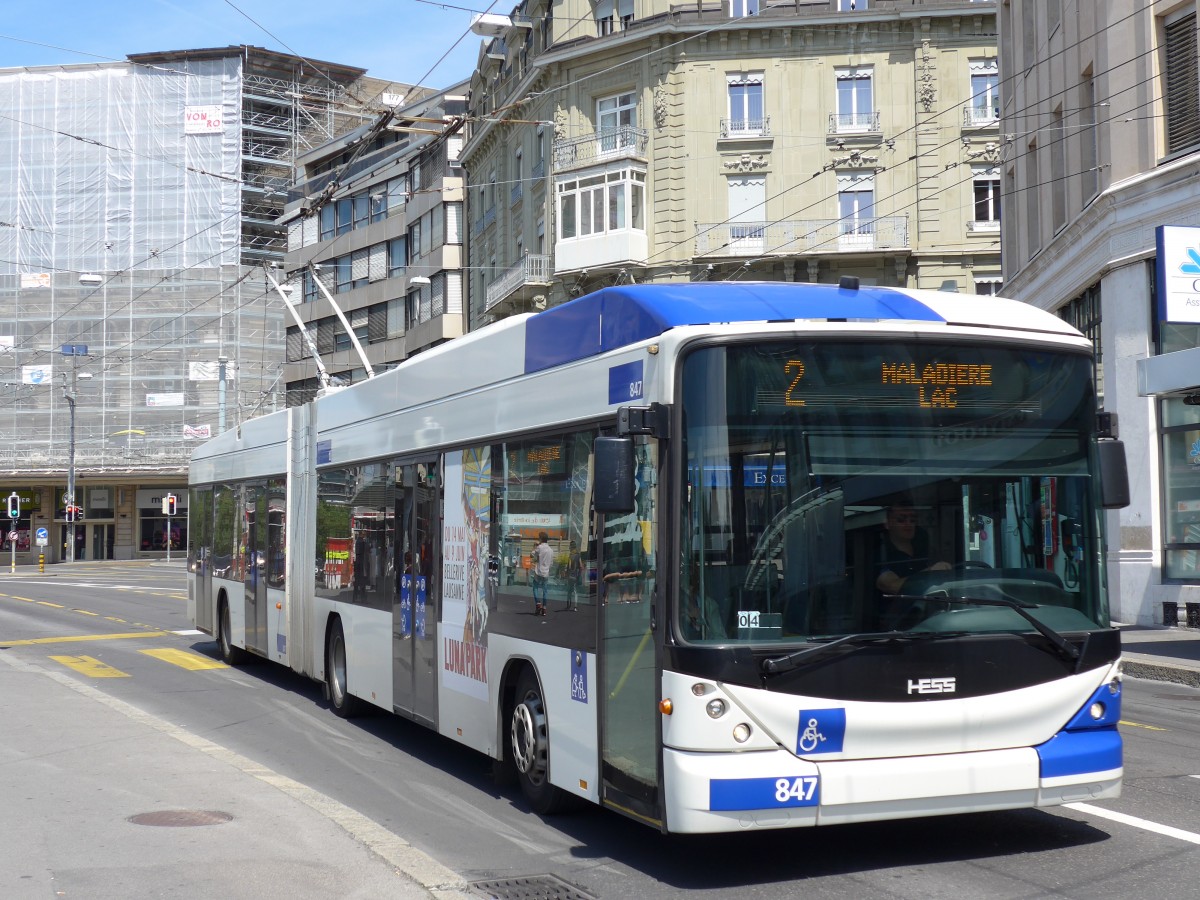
left=0, top=631, right=167, bottom=647
left=49, top=655, right=130, bottom=678
left=1066, top=802, right=1200, bottom=845
left=174, top=629, right=203, bottom=636
left=140, top=648, right=227, bottom=671
left=1119, top=719, right=1168, bottom=732
left=73, top=609, right=99, bottom=617
left=37, top=601, right=64, bottom=608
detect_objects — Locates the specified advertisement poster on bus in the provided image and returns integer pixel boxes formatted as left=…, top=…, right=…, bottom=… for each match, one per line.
left=441, top=447, right=491, bottom=703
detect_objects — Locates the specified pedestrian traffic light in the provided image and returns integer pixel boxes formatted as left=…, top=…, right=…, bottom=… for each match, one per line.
left=7, top=494, right=18, bottom=519
left=165, top=493, right=177, bottom=516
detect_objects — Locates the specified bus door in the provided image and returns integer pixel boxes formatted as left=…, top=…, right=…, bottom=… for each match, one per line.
left=190, top=488, right=214, bottom=635
left=599, top=438, right=662, bottom=825
left=392, top=458, right=440, bottom=726
left=242, top=483, right=269, bottom=656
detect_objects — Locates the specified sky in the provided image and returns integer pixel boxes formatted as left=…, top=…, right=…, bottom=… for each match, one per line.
left=0, top=0, right=490, bottom=89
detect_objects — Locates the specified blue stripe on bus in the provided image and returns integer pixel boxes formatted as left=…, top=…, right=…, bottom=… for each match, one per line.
left=1035, top=727, right=1122, bottom=778
left=709, top=775, right=821, bottom=811
left=524, top=283, right=945, bottom=374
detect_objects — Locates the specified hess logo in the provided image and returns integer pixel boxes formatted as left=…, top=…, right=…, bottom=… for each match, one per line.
left=907, top=677, right=956, bottom=695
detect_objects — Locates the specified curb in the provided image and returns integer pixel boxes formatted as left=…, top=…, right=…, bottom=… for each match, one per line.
left=1122, top=658, right=1200, bottom=688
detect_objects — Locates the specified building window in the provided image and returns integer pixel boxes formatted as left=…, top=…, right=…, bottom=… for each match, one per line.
left=370, top=187, right=387, bottom=222
left=1160, top=398, right=1200, bottom=580
left=1164, top=10, right=1199, bottom=154
left=557, top=168, right=645, bottom=241
left=726, top=73, right=765, bottom=136
left=320, top=204, right=335, bottom=240
left=1081, top=71, right=1100, bottom=202
left=408, top=221, right=422, bottom=261
left=727, top=174, right=766, bottom=254
left=597, top=91, right=637, bottom=156
left=837, top=0, right=867, bottom=11
left=971, top=165, right=1001, bottom=230
left=837, top=171, right=875, bottom=236
left=968, top=58, right=999, bottom=125
left=1026, top=139, right=1041, bottom=257
left=335, top=255, right=352, bottom=294
left=730, top=0, right=758, bottom=16
left=1052, top=106, right=1067, bottom=230
left=974, top=277, right=1003, bottom=296
left=1058, top=283, right=1102, bottom=403
left=406, top=288, right=421, bottom=330
left=834, top=67, right=875, bottom=133
left=446, top=202, right=463, bottom=244
left=388, top=237, right=407, bottom=277
left=336, top=198, right=353, bottom=235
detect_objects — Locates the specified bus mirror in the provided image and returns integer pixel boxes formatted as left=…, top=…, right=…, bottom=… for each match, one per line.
left=1097, top=440, right=1130, bottom=509
left=593, top=437, right=636, bottom=513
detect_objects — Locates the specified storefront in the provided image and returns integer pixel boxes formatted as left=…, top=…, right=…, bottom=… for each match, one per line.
left=1136, top=225, right=1200, bottom=623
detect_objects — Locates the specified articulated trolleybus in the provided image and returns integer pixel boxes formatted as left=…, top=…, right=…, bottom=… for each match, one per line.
left=188, top=281, right=1130, bottom=834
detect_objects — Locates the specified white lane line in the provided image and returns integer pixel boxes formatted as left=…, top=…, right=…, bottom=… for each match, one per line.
left=1066, top=802, right=1200, bottom=845
left=174, top=629, right=204, bottom=636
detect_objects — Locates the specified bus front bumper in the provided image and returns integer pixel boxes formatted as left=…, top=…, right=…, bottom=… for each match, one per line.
left=661, top=744, right=1122, bottom=834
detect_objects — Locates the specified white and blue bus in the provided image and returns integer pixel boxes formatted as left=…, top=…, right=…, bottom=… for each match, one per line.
left=188, top=280, right=1130, bottom=833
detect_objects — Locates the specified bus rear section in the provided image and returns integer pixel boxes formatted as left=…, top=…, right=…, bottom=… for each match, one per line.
left=659, top=332, right=1125, bottom=832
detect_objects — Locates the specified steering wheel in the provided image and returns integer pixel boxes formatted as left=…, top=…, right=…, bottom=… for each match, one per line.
left=954, top=560, right=992, bottom=570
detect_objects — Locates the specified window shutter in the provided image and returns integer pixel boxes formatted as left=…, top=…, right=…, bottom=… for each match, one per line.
left=1166, top=13, right=1200, bottom=153
left=368, top=243, right=386, bottom=282
left=352, top=248, right=370, bottom=282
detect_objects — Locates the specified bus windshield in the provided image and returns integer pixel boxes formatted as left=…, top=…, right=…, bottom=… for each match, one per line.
left=677, top=338, right=1107, bottom=644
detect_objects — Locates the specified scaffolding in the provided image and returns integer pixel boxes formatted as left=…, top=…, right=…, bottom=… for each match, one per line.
left=0, top=47, right=384, bottom=479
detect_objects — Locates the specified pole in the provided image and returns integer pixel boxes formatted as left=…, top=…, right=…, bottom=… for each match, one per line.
left=64, top=368, right=76, bottom=565
left=166, top=513, right=172, bottom=564
left=218, top=355, right=227, bottom=434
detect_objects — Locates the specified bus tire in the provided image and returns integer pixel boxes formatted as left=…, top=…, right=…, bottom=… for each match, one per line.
left=510, top=667, right=569, bottom=815
left=217, top=595, right=246, bottom=665
left=326, top=618, right=361, bottom=718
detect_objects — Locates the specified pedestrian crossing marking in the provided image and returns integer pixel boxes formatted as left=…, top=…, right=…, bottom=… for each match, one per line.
left=140, top=648, right=227, bottom=671
left=49, top=655, right=129, bottom=678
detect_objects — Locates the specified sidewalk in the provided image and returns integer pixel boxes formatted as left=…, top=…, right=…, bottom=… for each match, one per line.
left=1119, top=623, right=1200, bottom=687
left=0, top=652, right=470, bottom=900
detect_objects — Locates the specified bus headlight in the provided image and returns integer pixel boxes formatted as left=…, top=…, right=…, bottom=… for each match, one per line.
left=1089, top=701, right=1106, bottom=720
left=732, top=723, right=752, bottom=743
left=706, top=699, right=727, bottom=719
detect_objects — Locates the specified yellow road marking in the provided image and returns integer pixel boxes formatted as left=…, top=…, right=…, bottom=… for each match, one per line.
left=74, top=609, right=99, bottom=616
left=105, top=616, right=128, bottom=623
left=49, top=655, right=129, bottom=678
left=1119, top=719, right=1167, bottom=732
left=140, top=648, right=227, bottom=671
left=36, top=601, right=63, bottom=608
left=0, top=631, right=167, bottom=647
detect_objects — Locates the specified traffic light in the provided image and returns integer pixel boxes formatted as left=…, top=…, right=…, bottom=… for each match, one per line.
left=7, top=494, right=18, bottom=519
left=165, top=494, right=177, bottom=517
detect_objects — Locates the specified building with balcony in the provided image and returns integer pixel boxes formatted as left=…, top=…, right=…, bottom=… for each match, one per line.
left=279, top=84, right=469, bottom=405
left=0, top=47, right=383, bottom=561
left=461, top=0, right=1002, bottom=328
left=998, top=3, right=1200, bottom=626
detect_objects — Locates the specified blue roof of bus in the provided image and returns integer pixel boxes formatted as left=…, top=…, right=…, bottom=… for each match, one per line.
left=524, top=281, right=946, bottom=373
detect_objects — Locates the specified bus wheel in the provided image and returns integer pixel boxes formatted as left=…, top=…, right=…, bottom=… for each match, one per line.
left=510, top=668, right=568, bottom=814
left=217, top=597, right=245, bottom=665
left=326, top=619, right=360, bottom=718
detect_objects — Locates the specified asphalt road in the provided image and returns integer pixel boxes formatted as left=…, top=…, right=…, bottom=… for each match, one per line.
left=1, top=562, right=1198, bottom=899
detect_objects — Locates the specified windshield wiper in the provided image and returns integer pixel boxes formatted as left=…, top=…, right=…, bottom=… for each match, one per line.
left=888, top=593, right=1081, bottom=666
left=761, top=629, right=968, bottom=675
